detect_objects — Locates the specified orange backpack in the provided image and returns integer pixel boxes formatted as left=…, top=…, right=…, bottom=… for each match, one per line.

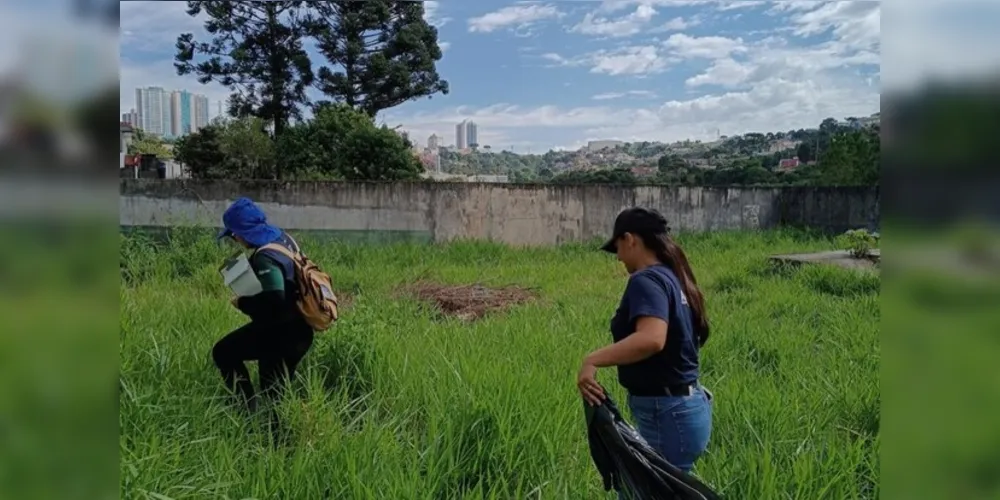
left=255, top=238, right=339, bottom=332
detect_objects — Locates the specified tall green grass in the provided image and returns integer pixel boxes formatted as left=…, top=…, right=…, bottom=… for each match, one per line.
left=120, top=228, right=879, bottom=499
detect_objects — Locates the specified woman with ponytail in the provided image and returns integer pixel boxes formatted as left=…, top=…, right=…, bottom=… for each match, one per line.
left=577, top=207, right=713, bottom=474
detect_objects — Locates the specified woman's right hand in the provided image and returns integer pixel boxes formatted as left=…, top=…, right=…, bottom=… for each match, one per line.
left=577, top=360, right=606, bottom=406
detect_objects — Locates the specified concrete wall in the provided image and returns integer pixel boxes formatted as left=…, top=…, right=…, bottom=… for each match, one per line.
left=120, top=179, right=879, bottom=245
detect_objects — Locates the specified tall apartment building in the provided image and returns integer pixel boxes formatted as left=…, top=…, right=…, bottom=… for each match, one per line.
left=135, top=86, right=170, bottom=137
left=427, top=134, right=440, bottom=150
left=466, top=121, right=478, bottom=148
left=455, top=122, right=468, bottom=150
left=134, top=87, right=210, bottom=138
left=192, top=94, right=210, bottom=131
left=169, top=91, right=191, bottom=136
left=455, top=120, right=479, bottom=150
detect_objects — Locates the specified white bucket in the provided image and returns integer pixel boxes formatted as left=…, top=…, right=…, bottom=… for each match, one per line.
left=219, top=253, right=263, bottom=297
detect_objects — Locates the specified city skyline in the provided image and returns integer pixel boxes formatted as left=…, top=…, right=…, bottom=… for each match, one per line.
left=413, top=120, right=483, bottom=151
left=126, top=86, right=211, bottom=139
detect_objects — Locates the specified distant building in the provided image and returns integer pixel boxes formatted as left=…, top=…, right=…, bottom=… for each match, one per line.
left=455, top=120, right=478, bottom=149
left=192, top=94, right=210, bottom=131
left=587, top=140, right=624, bottom=151
left=767, top=139, right=798, bottom=153
left=427, top=134, right=441, bottom=150
left=630, top=166, right=657, bottom=177
left=135, top=86, right=169, bottom=137
left=120, top=122, right=134, bottom=170
left=169, top=91, right=193, bottom=136
left=467, top=121, right=478, bottom=148
left=455, top=122, right=467, bottom=150
left=121, top=109, right=139, bottom=127
left=134, top=87, right=208, bottom=137
left=777, top=157, right=801, bottom=172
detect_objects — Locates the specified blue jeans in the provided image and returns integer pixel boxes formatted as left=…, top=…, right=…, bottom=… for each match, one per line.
left=616, top=386, right=713, bottom=499
left=628, top=385, right=713, bottom=473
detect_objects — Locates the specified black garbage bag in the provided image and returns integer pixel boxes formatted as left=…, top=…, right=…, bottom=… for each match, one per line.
left=584, top=392, right=723, bottom=500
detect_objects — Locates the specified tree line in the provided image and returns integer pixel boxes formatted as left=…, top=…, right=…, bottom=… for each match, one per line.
left=438, top=119, right=879, bottom=187
left=169, top=0, right=446, bottom=180
left=544, top=126, right=879, bottom=187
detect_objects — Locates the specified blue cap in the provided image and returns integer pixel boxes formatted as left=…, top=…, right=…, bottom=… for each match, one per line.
left=216, top=197, right=282, bottom=247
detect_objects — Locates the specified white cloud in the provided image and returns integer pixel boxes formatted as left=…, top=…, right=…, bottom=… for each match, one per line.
left=570, top=3, right=658, bottom=38
left=650, top=16, right=700, bottom=33
left=423, top=1, right=452, bottom=29
left=662, top=33, right=747, bottom=59
left=784, top=1, right=880, bottom=52
left=595, top=0, right=767, bottom=14
left=119, top=2, right=205, bottom=55
left=540, top=52, right=570, bottom=65
left=679, top=30, right=879, bottom=91
left=590, top=46, right=671, bottom=75
left=439, top=41, right=451, bottom=53
left=685, top=58, right=753, bottom=87
left=592, top=90, right=658, bottom=100
left=541, top=46, right=673, bottom=76
left=716, top=1, right=768, bottom=11
left=467, top=4, right=564, bottom=33
left=767, top=0, right=821, bottom=13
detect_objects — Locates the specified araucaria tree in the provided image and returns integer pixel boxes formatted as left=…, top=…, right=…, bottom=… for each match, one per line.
left=174, top=1, right=314, bottom=177
left=307, top=0, right=449, bottom=117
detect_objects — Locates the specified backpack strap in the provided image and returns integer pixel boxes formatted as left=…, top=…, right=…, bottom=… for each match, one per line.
left=256, top=242, right=301, bottom=262
left=284, top=233, right=303, bottom=254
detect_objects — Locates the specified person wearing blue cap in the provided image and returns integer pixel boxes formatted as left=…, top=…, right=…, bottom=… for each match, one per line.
left=212, top=197, right=314, bottom=414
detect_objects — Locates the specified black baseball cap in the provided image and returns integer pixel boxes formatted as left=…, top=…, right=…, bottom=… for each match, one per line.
left=600, top=207, right=670, bottom=253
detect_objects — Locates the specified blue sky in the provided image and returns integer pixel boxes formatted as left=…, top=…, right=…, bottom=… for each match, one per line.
left=116, top=0, right=887, bottom=151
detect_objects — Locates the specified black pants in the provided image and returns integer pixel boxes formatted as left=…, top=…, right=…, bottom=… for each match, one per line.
left=211, top=316, right=314, bottom=412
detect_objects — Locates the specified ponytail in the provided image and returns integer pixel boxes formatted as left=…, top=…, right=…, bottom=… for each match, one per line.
left=645, top=234, right=711, bottom=347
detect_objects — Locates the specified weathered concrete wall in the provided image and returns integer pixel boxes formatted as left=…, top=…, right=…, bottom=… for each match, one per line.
left=120, top=179, right=879, bottom=245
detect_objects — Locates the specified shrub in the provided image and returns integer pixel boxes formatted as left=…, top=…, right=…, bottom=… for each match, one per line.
left=838, top=228, right=879, bottom=259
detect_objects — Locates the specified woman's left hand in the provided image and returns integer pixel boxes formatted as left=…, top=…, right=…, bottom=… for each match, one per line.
left=577, top=360, right=606, bottom=406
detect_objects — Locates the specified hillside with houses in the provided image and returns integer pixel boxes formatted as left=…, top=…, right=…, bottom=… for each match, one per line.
left=434, top=114, right=880, bottom=186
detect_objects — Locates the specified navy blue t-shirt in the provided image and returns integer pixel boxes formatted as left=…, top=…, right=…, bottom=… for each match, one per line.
left=609, top=264, right=700, bottom=391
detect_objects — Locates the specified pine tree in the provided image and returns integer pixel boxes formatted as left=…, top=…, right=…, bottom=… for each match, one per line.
left=307, top=0, right=449, bottom=117
left=174, top=1, right=314, bottom=177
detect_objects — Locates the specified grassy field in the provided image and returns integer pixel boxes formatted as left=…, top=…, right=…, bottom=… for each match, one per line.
left=119, top=228, right=879, bottom=500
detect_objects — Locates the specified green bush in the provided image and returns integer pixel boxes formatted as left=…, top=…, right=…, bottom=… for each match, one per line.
left=838, top=228, right=879, bottom=258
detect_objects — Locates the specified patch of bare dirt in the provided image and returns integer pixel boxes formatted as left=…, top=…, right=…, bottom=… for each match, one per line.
left=335, top=292, right=354, bottom=310
left=401, top=281, right=537, bottom=321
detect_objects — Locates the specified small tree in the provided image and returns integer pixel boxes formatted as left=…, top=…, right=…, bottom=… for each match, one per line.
left=174, top=126, right=227, bottom=178
left=127, top=128, right=173, bottom=159
left=216, top=116, right=276, bottom=178
left=277, top=103, right=422, bottom=180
